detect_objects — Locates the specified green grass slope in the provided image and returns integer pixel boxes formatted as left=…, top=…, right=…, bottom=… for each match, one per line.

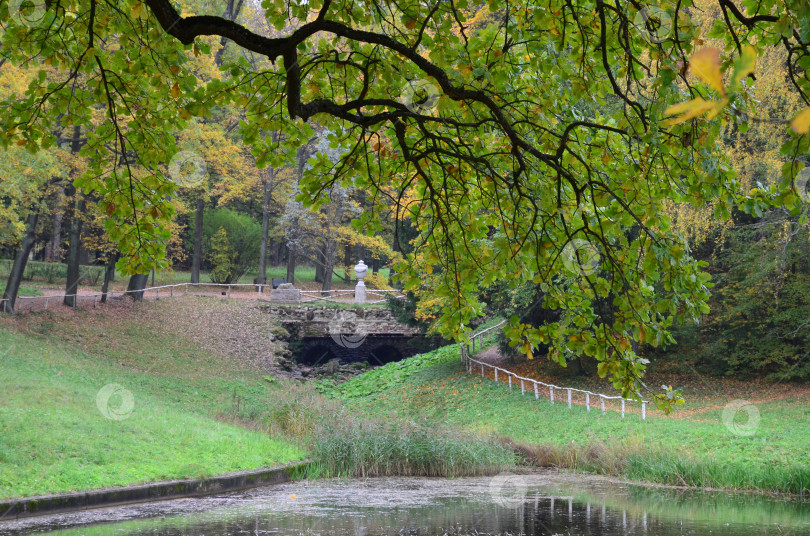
left=0, top=298, right=509, bottom=499
left=332, top=346, right=810, bottom=494
left=0, top=314, right=305, bottom=499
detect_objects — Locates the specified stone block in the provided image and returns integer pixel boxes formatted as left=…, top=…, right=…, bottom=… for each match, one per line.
left=269, top=287, right=301, bottom=303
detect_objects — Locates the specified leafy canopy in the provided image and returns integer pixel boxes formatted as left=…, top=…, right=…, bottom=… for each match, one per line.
left=1, top=0, right=809, bottom=405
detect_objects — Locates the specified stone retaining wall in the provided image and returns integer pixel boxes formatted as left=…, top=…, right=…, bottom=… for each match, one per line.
left=0, top=462, right=310, bottom=521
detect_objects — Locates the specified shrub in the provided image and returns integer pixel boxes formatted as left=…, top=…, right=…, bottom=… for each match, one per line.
left=209, top=227, right=235, bottom=284
left=364, top=271, right=389, bottom=289
left=199, top=208, right=262, bottom=284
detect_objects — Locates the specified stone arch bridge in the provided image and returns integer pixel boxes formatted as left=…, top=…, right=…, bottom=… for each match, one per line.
left=263, top=304, right=441, bottom=366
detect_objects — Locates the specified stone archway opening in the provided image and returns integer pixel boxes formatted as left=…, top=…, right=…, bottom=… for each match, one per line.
left=368, top=344, right=404, bottom=366
left=300, top=344, right=337, bottom=366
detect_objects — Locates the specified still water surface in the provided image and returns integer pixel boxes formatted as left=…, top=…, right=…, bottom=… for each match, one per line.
left=1, top=472, right=808, bottom=535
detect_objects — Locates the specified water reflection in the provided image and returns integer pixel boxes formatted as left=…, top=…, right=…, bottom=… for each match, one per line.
left=1, top=473, right=808, bottom=535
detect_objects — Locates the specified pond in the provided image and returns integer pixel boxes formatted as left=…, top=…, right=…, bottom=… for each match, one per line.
left=2, top=471, right=808, bottom=535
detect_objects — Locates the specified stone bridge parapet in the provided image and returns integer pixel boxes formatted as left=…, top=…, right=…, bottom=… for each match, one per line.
left=261, top=304, right=421, bottom=338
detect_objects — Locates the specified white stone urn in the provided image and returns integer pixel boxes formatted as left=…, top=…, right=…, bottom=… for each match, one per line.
left=354, top=260, right=368, bottom=304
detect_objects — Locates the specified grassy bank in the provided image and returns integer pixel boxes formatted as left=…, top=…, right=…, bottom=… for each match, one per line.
left=0, top=330, right=305, bottom=499
left=326, top=346, right=810, bottom=494
left=0, top=298, right=513, bottom=499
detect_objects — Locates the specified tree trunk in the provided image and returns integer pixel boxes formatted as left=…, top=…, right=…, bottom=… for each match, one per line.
left=270, top=240, right=281, bottom=266
left=568, top=356, right=586, bottom=377
left=2, top=211, right=39, bottom=314
left=191, top=196, right=204, bottom=284
left=343, top=244, right=351, bottom=267
left=321, top=272, right=332, bottom=292
left=63, top=193, right=85, bottom=307
left=314, top=253, right=324, bottom=283
left=279, top=242, right=287, bottom=265
left=64, top=126, right=84, bottom=308
left=320, top=197, right=344, bottom=292
left=100, top=253, right=118, bottom=304
left=321, top=241, right=335, bottom=293
left=44, top=185, right=64, bottom=262
left=286, top=246, right=297, bottom=284
left=257, top=169, right=274, bottom=285
left=126, top=273, right=149, bottom=301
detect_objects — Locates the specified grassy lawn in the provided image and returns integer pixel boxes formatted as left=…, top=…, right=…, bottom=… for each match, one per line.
left=0, top=285, right=43, bottom=297
left=0, top=307, right=306, bottom=499
left=329, top=345, right=810, bottom=494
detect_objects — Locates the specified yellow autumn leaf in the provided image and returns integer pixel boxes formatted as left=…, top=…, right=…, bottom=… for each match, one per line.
left=171, top=82, right=180, bottom=99
left=662, top=97, right=716, bottom=125
left=791, top=107, right=810, bottom=134
left=704, top=98, right=728, bottom=120
left=690, top=48, right=724, bottom=95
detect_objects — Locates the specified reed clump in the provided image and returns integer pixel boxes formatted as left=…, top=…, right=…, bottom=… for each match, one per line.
left=309, top=417, right=517, bottom=478
left=221, top=380, right=518, bottom=478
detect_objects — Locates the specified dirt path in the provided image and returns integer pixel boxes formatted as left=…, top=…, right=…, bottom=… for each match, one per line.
left=11, top=284, right=369, bottom=313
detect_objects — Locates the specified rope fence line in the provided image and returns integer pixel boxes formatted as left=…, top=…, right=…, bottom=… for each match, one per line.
left=460, top=323, right=648, bottom=420
left=298, top=289, right=404, bottom=305
left=470, top=319, right=508, bottom=352
left=1, top=282, right=405, bottom=312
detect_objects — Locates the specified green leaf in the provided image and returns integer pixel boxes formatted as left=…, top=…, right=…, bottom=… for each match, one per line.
left=731, top=45, right=756, bottom=86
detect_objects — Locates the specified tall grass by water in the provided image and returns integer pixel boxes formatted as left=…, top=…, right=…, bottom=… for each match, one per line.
left=507, top=438, right=810, bottom=494
left=251, top=382, right=518, bottom=479
left=309, top=419, right=517, bottom=478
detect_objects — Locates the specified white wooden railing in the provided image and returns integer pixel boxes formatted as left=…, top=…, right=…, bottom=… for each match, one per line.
left=460, top=322, right=648, bottom=420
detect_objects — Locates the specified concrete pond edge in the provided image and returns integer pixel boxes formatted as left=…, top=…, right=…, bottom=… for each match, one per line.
left=0, top=460, right=311, bottom=521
